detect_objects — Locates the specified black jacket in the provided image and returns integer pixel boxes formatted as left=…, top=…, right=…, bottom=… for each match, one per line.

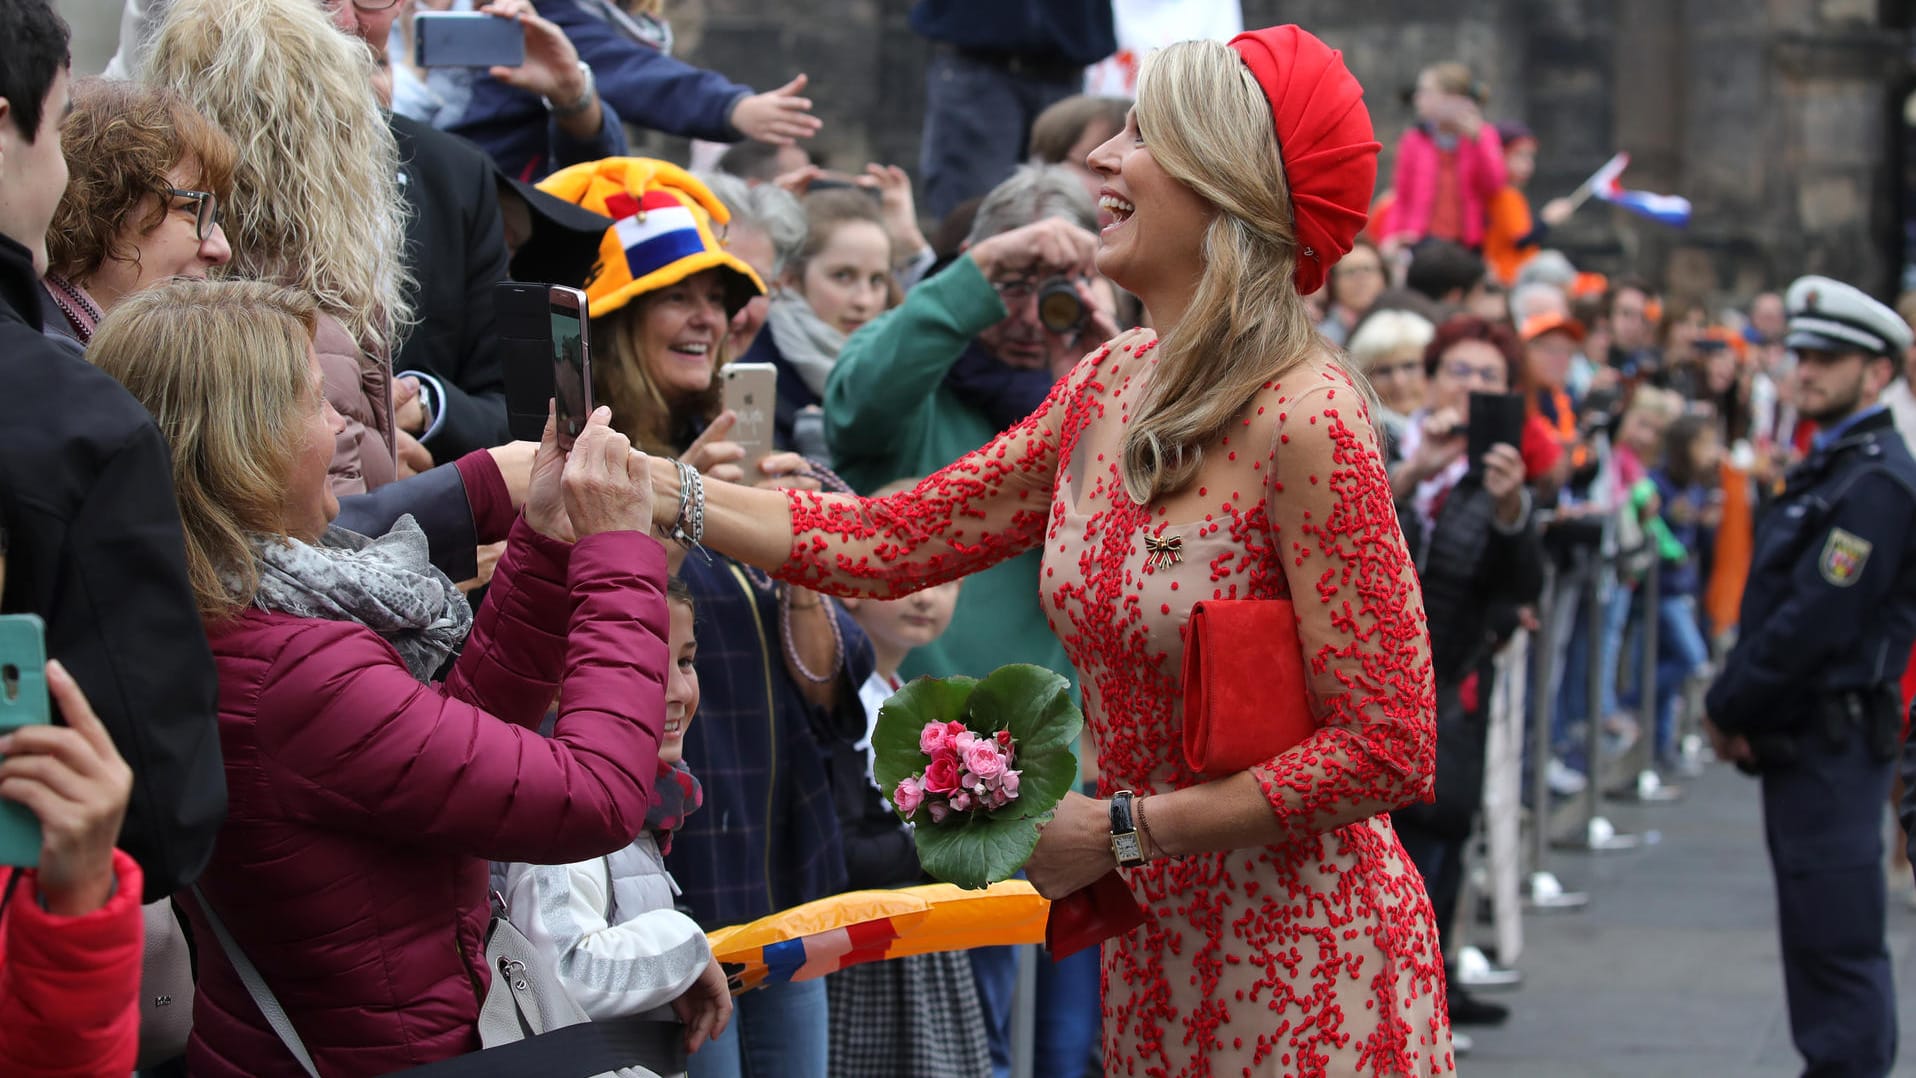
left=392, top=115, right=513, bottom=460
left=1403, top=480, right=1546, bottom=687
left=0, top=233, right=223, bottom=902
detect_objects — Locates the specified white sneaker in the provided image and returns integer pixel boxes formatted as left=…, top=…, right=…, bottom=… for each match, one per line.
left=1547, top=757, right=1588, bottom=796
left=1457, top=945, right=1523, bottom=988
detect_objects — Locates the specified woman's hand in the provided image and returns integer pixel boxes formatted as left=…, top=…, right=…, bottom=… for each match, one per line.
left=681, top=412, right=747, bottom=484
left=395, top=376, right=428, bottom=435
left=456, top=541, right=507, bottom=593
left=395, top=429, right=434, bottom=479
left=562, top=407, right=655, bottom=537
left=0, top=661, right=133, bottom=916
left=1481, top=442, right=1528, bottom=525
left=855, top=164, right=930, bottom=266
left=1406, top=407, right=1466, bottom=482
left=486, top=440, right=539, bottom=512
left=729, top=74, right=823, bottom=146
left=1025, top=791, right=1117, bottom=900
left=524, top=405, right=575, bottom=541
left=672, top=956, right=734, bottom=1054
left=750, top=452, right=821, bottom=492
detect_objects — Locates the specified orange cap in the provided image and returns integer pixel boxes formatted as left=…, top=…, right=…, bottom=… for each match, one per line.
left=1521, top=312, right=1586, bottom=343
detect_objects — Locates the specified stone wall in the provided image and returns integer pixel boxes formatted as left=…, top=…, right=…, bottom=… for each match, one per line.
left=52, top=0, right=1910, bottom=302
left=672, top=0, right=1910, bottom=304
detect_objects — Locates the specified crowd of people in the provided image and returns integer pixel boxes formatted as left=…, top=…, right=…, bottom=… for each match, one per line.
left=3, top=0, right=1916, bottom=1076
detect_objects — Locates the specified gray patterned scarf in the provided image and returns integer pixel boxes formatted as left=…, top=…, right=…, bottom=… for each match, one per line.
left=248, top=516, right=472, bottom=681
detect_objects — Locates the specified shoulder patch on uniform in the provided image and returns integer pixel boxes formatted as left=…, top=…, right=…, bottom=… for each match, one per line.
left=1819, top=527, right=1872, bottom=587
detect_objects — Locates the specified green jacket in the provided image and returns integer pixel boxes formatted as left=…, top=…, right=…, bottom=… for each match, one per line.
left=823, top=257, right=1077, bottom=688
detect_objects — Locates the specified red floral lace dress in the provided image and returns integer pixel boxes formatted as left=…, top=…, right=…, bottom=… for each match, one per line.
left=778, top=331, right=1453, bottom=1077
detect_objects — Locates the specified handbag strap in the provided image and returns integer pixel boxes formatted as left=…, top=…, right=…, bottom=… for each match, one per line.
left=184, top=885, right=322, bottom=1078
left=387, top=1013, right=684, bottom=1078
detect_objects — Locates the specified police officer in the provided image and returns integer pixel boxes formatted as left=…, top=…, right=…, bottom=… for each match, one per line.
left=1706, top=275, right=1916, bottom=1078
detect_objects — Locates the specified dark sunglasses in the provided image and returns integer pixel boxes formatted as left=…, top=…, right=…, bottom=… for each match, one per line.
left=164, top=188, right=222, bottom=242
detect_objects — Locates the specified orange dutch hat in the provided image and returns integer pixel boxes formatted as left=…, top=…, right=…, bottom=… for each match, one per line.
left=536, top=157, right=765, bottom=319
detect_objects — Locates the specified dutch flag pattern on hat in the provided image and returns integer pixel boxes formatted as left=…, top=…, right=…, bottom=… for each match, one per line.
left=604, top=190, right=707, bottom=284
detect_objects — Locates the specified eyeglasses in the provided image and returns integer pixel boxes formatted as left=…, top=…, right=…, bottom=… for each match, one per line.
left=1439, top=361, right=1506, bottom=387
left=1334, top=262, right=1384, bottom=278
left=329, top=0, right=403, bottom=11
left=164, top=188, right=222, bottom=242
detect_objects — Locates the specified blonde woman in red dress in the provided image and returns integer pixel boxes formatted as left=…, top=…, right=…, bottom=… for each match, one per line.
left=641, top=25, right=1452, bottom=1077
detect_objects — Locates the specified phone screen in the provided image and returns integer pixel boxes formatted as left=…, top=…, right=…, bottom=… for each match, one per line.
left=552, top=305, right=589, bottom=450
left=414, top=12, right=525, bottom=69
left=1466, top=392, right=1528, bottom=476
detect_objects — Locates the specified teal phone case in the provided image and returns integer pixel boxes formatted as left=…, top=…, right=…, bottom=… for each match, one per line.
left=0, top=615, right=48, bottom=866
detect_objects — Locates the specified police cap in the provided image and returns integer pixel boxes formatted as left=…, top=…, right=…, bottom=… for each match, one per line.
left=1784, top=275, right=1913, bottom=359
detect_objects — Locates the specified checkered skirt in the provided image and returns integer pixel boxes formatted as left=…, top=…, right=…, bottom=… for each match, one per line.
left=825, top=951, right=992, bottom=1077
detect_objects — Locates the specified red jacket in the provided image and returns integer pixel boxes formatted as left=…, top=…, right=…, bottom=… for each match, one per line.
left=183, top=518, right=670, bottom=1077
left=0, top=850, right=144, bottom=1076
left=1386, top=123, right=1506, bottom=249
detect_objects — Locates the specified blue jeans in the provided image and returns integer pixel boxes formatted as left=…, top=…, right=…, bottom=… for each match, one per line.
left=688, top=977, right=828, bottom=1078
left=918, top=49, right=1078, bottom=221
left=1653, top=596, right=1711, bottom=764
left=971, top=945, right=1103, bottom=1078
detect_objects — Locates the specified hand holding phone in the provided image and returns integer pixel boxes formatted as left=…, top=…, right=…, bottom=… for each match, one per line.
left=0, top=629, right=132, bottom=915
left=1467, top=392, right=1529, bottom=476
left=548, top=285, right=593, bottom=451
left=720, top=363, right=779, bottom=470
left=413, top=11, right=525, bottom=69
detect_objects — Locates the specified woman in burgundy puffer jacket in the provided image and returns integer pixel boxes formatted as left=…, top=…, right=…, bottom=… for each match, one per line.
left=89, top=278, right=672, bottom=1077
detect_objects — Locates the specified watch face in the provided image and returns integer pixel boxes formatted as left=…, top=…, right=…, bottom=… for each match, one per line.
left=1111, top=832, right=1144, bottom=866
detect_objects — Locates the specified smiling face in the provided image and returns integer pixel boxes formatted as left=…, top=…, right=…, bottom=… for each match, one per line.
left=637, top=268, right=730, bottom=403
left=286, top=344, right=347, bottom=542
left=1085, top=107, right=1213, bottom=316
left=795, top=218, right=890, bottom=336
left=660, top=599, right=699, bottom=766
left=85, top=160, right=232, bottom=311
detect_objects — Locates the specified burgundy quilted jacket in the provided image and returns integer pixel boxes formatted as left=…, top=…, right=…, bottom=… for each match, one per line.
left=182, top=518, right=670, bottom=1077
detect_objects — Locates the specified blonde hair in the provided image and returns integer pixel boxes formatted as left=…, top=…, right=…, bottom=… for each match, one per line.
left=142, top=0, right=412, bottom=357
left=1121, top=40, right=1358, bottom=503
left=595, top=293, right=730, bottom=457
left=1347, top=310, right=1437, bottom=375
left=88, top=278, right=319, bottom=622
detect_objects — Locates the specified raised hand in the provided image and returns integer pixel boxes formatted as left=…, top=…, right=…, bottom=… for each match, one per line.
left=730, top=74, right=823, bottom=146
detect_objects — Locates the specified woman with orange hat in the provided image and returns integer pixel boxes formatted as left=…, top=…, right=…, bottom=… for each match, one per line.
left=625, top=26, right=1451, bottom=1074
left=539, top=158, right=868, bottom=1078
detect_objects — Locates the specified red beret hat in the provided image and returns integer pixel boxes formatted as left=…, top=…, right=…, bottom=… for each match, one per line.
left=1227, top=25, right=1381, bottom=295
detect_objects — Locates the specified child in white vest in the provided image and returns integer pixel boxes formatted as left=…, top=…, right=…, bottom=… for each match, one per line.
left=501, top=578, right=731, bottom=1059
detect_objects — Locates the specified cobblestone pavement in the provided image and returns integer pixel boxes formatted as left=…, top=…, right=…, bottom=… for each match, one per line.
left=1459, top=762, right=1916, bottom=1076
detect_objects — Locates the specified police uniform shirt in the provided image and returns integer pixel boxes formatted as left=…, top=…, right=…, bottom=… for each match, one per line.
left=1705, top=276, right=1916, bottom=732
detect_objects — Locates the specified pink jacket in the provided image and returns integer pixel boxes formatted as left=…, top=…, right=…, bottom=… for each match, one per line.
left=1387, top=124, right=1506, bottom=249
left=184, top=517, right=671, bottom=1078
left=0, top=850, right=144, bottom=1077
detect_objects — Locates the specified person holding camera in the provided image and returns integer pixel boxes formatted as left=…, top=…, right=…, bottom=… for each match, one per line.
left=88, top=276, right=676, bottom=1078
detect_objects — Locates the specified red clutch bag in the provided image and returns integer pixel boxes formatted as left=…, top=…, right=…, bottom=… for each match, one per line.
left=1044, top=870, right=1146, bottom=960
left=1181, top=600, right=1316, bottom=774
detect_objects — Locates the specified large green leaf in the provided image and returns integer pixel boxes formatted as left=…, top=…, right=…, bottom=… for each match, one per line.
left=966, top=664, right=1081, bottom=761
left=966, top=664, right=1082, bottom=821
left=914, top=815, right=1045, bottom=891
left=871, top=675, right=977, bottom=820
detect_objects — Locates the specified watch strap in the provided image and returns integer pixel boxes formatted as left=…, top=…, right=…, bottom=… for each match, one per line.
left=1108, top=790, right=1145, bottom=868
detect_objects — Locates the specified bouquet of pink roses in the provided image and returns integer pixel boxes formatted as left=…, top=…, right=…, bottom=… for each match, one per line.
left=873, top=664, right=1082, bottom=890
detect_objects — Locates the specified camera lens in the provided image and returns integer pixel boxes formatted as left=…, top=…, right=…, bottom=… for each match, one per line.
left=1037, top=278, right=1086, bottom=335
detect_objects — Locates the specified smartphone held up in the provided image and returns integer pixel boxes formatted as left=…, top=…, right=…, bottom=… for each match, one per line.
left=497, top=282, right=595, bottom=451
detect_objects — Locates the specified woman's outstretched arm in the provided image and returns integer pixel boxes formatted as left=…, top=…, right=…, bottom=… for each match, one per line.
left=648, top=331, right=1149, bottom=598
